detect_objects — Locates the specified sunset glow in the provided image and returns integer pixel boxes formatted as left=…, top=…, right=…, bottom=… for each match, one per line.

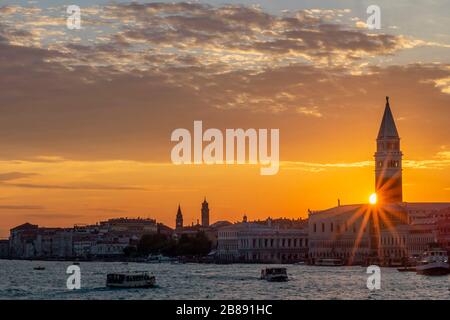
left=0, top=1, right=449, bottom=238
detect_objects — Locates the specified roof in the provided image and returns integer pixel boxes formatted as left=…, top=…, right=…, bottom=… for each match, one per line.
left=377, top=97, right=399, bottom=139
left=402, top=202, right=450, bottom=211
left=10, top=223, right=38, bottom=232
left=309, top=204, right=365, bottom=216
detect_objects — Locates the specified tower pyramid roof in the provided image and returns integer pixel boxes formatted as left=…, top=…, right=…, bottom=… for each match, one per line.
left=377, top=96, right=399, bottom=139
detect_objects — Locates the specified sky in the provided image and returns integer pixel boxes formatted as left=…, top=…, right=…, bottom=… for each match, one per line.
left=0, top=1, right=449, bottom=237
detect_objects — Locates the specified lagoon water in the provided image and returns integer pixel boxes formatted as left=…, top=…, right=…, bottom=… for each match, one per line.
left=0, top=260, right=449, bottom=300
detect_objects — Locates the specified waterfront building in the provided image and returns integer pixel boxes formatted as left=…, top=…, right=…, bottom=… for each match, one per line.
left=9, top=223, right=39, bottom=258
left=0, top=239, right=9, bottom=258
left=436, top=208, right=450, bottom=251
left=34, top=228, right=73, bottom=258
left=308, top=97, right=450, bottom=265
left=90, top=241, right=129, bottom=257
left=217, top=217, right=308, bottom=263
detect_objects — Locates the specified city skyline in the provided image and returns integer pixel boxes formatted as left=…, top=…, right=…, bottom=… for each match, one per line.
left=1, top=1, right=450, bottom=237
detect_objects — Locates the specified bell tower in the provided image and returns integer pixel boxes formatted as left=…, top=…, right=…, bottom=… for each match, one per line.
left=201, top=198, right=209, bottom=227
left=176, top=204, right=183, bottom=229
left=374, top=97, right=403, bottom=204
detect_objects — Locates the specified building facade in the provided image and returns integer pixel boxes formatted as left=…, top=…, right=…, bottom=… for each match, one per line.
left=217, top=218, right=308, bottom=263
left=0, top=239, right=9, bottom=258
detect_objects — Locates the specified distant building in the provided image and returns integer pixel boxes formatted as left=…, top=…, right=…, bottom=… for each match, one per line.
left=0, top=239, right=9, bottom=258
left=34, top=228, right=73, bottom=258
left=8, top=216, right=159, bottom=259
left=9, top=223, right=39, bottom=258
left=201, top=198, right=210, bottom=227
left=217, top=217, right=308, bottom=263
left=436, top=208, right=450, bottom=252
left=157, top=223, right=174, bottom=236
left=99, top=217, right=157, bottom=235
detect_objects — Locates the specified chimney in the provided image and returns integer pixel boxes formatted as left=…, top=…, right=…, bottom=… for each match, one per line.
left=338, top=199, right=341, bottom=207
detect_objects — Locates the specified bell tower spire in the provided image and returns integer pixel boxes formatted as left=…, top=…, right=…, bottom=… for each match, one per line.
left=176, top=204, right=183, bottom=229
left=375, top=96, right=403, bottom=203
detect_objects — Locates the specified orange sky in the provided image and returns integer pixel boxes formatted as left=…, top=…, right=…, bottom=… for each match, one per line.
left=0, top=2, right=449, bottom=237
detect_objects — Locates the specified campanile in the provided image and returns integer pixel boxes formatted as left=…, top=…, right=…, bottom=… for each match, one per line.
left=374, top=97, right=403, bottom=203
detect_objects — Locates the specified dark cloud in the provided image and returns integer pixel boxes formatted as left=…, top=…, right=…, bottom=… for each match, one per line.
left=109, top=3, right=403, bottom=59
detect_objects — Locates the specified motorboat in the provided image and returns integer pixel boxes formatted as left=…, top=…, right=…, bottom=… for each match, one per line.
left=260, top=267, right=288, bottom=282
left=146, top=254, right=175, bottom=263
left=106, top=271, right=156, bottom=288
left=416, top=248, right=449, bottom=276
left=315, top=258, right=344, bottom=266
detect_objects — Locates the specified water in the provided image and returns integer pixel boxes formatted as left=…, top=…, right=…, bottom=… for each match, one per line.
left=0, top=260, right=449, bottom=300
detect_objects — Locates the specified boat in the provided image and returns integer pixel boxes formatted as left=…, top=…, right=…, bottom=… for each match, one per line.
left=33, top=266, right=45, bottom=271
left=260, top=267, right=288, bottom=282
left=315, top=258, right=344, bottom=266
left=106, top=272, right=156, bottom=288
left=416, top=248, right=450, bottom=276
left=146, top=254, right=176, bottom=263
left=293, top=261, right=306, bottom=265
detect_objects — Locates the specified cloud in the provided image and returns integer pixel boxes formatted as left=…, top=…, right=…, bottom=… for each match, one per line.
left=282, top=151, right=450, bottom=172
left=282, top=161, right=372, bottom=172
left=18, top=213, right=85, bottom=220
left=0, top=3, right=448, bottom=163
left=1, top=183, right=147, bottom=191
left=0, top=172, right=37, bottom=181
left=0, top=205, right=44, bottom=210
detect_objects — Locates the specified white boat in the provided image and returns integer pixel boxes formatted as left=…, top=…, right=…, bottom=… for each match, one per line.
left=315, top=258, right=344, bottom=266
left=260, top=268, right=288, bottom=282
left=416, top=248, right=449, bottom=276
left=146, top=254, right=175, bottom=263
left=106, top=272, right=156, bottom=288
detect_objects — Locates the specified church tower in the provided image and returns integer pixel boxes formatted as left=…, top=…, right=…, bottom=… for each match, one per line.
left=176, top=204, right=183, bottom=229
left=374, top=97, right=403, bottom=204
left=201, top=198, right=209, bottom=227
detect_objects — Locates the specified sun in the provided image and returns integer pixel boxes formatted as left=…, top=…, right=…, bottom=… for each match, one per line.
left=369, top=193, right=378, bottom=205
